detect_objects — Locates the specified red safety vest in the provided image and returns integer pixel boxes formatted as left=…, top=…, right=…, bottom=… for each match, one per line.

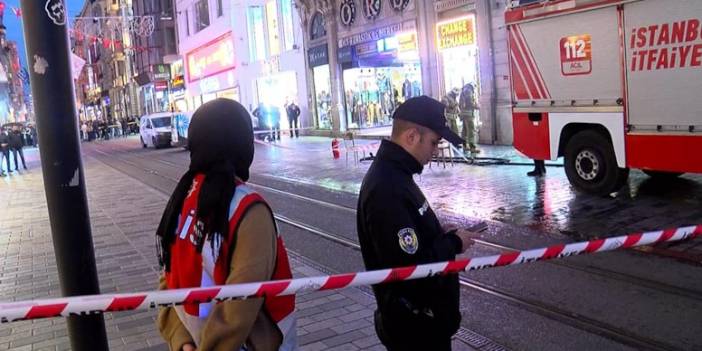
left=165, top=174, right=297, bottom=350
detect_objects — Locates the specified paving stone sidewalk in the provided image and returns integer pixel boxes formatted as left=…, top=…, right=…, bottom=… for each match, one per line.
left=0, top=155, right=476, bottom=350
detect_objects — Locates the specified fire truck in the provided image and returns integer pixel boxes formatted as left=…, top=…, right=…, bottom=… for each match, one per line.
left=505, top=0, right=702, bottom=195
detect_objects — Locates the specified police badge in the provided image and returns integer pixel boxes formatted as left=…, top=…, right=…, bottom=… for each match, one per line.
left=398, top=228, right=419, bottom=254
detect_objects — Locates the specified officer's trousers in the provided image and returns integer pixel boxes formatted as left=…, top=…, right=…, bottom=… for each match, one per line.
left=375, top=310, right=453, bottom=351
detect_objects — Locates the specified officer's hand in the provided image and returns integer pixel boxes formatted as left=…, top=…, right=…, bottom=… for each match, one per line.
left=182, top=343, right=196, bottom=351
left=454, top=229, right=480, bottom=253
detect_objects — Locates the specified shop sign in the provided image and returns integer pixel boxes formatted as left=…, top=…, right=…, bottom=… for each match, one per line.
left=398, top=32, right=417, bottom=52
left=437, top=16, right=475, bottom=50
left=154, top=80, right=169, bottom=91
left=172, top=75, right=185, bottom=89
left=308, top=44, right=329, bottom=67
left=186, top=32, right=236, bottom=83
left=153, top=64, right=171, bottom=81
left=199, top=76, right=221, bottom=94
left=339, top=21, right=413, bottom=48
left=434, top=0, right=476, bottom=12
left=338, top=45, right=356, bottom=63
left=356, top=41, right=378, bottom=57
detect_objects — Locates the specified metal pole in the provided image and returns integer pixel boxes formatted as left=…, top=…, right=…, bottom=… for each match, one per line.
left=19, top=1, right=109, bottom=350
left=321, top=2, right=345, bottom=135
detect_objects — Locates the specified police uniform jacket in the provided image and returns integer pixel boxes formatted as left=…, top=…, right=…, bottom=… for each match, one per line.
left=357, top=139, right=463, bottom=341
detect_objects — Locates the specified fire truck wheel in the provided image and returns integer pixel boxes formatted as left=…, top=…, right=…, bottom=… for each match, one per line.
left=564, top=130, right=626, bottom=195
left=643, top=170, right=684, bottom=179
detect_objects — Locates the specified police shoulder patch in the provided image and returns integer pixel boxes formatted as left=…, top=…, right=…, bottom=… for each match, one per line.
left=397, top=228, right=419, bottom=254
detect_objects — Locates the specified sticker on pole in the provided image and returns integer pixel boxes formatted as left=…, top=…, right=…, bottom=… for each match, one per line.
left=560, top=34, right=591, bottom=76
left=45, top=0, right=67, bottom=26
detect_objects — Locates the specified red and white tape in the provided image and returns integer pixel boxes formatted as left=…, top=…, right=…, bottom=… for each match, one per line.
left=1, top=225, right=699, bottom=323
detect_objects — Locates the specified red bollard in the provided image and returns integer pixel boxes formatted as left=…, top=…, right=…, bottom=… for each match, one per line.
left=331, top=138, right=340, bottom=159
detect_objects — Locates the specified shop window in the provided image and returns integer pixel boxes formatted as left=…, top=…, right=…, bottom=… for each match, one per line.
left=265, top=1, right=280, bottom=56
left=164, top=27, right=177, bottom=55
left=310, top=12, right=326, bottom=40
left=246, top=6, right=267, bottom=61
left=343, top=64, right=422, bottom=129
left=256, top=71, right=298, bottom=131
left=313, top=65, right=332, bottom=129
left=144, top=0, right=154, bottom=13
left=185, top=10, right=190, bottom=36
left=216, top=0, right=223, bottom=17
left=279, top=0, right=295, bottom=51
left=161, top=0, right=173, bottom=15
left=195, top=0, right=210, bottom=33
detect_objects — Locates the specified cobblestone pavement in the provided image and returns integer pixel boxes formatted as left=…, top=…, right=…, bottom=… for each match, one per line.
left=0, top=149, right=477, bottom=350
left=251, top=136, right=702, bottom=244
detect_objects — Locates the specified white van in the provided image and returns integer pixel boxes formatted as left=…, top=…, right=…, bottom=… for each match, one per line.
left=139, top=112, right=173, bottom=148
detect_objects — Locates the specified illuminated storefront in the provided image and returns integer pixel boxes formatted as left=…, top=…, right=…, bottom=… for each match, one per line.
left=339, top=22, right=422, bottom=129
left=185, top=32, right=240, bottom=110
left=436, top=15, right=480, bottom=96
left=255, top=68, right=298, bottom=131
left=169, top=60, right=187, bottom=112
left=308, top=43, right=332, bottom=129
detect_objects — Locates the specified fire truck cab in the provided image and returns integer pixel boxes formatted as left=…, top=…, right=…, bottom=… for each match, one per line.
left=506, top=0, right=702, bottom=195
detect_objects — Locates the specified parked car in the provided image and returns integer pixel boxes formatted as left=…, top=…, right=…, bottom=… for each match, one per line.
left=139, top=112, right=173, bottom=148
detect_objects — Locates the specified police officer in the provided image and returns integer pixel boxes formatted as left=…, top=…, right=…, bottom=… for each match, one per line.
left=357, top=96, right=478, bottom=351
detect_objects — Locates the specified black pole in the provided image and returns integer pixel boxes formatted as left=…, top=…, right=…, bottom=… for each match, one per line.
left=19, top=1, right=109, bottom=350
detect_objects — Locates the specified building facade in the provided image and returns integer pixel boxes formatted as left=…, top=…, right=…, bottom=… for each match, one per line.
left=132, top=0, right=179, bottom=115
left=296, top=0, right=513, bottom=144
left=0, top=15, right=27, bottom=124
left=73, top=0, right=103, bottom=122
left=175, top=0, right=309, bottom=131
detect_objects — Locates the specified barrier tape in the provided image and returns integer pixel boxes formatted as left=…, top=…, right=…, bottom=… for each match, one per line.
left=0, top=225, right=699, bottom=323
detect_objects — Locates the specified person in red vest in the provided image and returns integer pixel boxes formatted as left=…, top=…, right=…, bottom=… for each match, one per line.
left=155, top=98, right=297, bottom=351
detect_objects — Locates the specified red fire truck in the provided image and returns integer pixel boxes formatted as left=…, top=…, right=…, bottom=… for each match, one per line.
left=506, top=0, right=702, bottom=195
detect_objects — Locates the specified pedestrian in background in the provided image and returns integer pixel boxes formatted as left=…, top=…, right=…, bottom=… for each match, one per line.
left=121, top=118, right=128, bottom=137
left=286, top=100, right=301, bottom=138
left=9, top=126, right=27, bottom=171
left=0, top=128, right=10, bottom=176
left=81, top=122, right=88, bottom=141
left=30, top=126, right=37, bottom=147
left=155, top=99, right=297, bottom=351
left=357, top=96, right=479, bottom=351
